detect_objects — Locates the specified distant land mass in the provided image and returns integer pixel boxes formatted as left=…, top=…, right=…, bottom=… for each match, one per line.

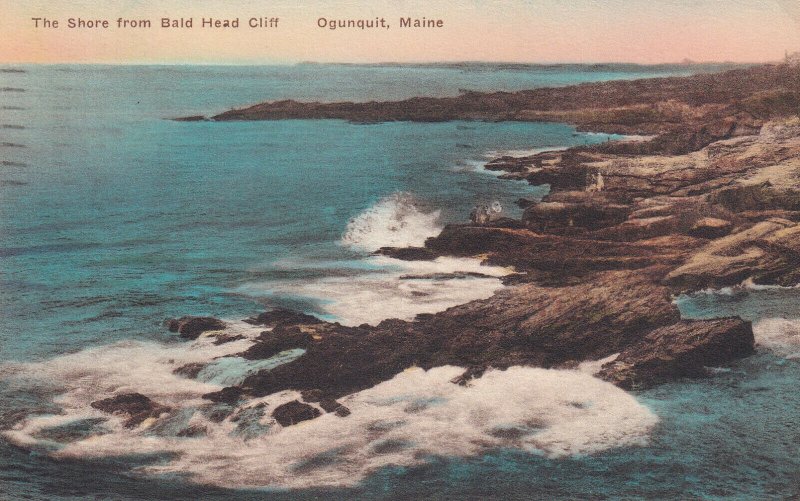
left=295, top=61, right=753, bottom=73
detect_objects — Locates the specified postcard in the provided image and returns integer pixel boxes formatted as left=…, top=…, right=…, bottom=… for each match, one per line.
left=1, top=1, right=799, bottom=499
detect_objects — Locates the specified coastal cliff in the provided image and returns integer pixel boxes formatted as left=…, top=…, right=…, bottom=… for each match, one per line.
left=158, top=64, right=800, bottom=422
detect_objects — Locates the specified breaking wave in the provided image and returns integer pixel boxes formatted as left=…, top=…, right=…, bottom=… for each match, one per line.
left=239, top=191, right=514, bottom=326
left=3, top=347, right=658, bottom=489
left=341, top=193, right=442, bottom=251
left=753, top=318, right=800, bottom=359
left=1, top=188, right=659, bottom=490
left=239, top=255, right=513, bottom=326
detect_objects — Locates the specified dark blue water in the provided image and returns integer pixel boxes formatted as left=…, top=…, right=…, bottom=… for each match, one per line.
left=2, top=64, right=798, bottom=500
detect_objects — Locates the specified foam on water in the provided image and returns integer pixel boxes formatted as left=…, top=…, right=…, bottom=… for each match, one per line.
left=753, top=318, right=800, bottom=359
left=4, top=362, right=658, bottom=489
left=341, top=192, right=442, bottom=252
left=239, top=193, right=515, bottom=325
left=483, top=146, right=569, bottom=159
left=1, top=321, right=263, bottom=408
left=240, top=255, right=513, bottom=326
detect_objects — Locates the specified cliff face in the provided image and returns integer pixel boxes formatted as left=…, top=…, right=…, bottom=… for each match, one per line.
left=145, top=68, right=800, bottom=426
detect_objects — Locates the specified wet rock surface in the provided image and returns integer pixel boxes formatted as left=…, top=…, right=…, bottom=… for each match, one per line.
left=166, top=316, right=226, bottom=340
left=243, top=308, right=323, bottom=328
left=271, top=400, right=322, bottom=426
left=90, top=393, right=171, bottom=428
left=598, top=318, right=755, bottom=389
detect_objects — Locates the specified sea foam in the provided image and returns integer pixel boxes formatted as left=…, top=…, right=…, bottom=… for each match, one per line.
left=2, top=191, right=658, bottom=489
left=4, top=356, right=658, bottom=489
left=341, top=192, right=442, bottom=251
left=239, top=193, right=515, bottom=325
left=753, top=318, right=800, bottom=359
left=245, top=255, right=512, bottom=326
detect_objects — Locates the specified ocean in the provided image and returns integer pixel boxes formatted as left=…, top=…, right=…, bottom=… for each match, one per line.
left=1, top=63, right=798, bottom=500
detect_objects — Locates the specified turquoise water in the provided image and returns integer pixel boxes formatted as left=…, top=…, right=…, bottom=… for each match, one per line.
left=1, top=64, right=798, bottom=499
left=1, top=65, right=631, bottom=362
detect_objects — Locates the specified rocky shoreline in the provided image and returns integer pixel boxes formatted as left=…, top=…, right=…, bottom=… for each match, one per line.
left=126, top=64, right=800, bottom=426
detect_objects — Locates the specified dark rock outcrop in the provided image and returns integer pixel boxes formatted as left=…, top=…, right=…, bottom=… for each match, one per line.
left=203, top=386, right=243, bottom=405
left=374, top=246, right=438, bottom=261
left=271, top=400, right=321, bottom=426
left=522, top=200, right=631, bottom=233
left=598, top=318, right=755, bottom=389
left=240, top=326, right=314, bottom=360
left=90, top=393, right=170, bottom=428
left=165, top=316, right=226, bottom=340
left=209, top=268, right=682, bottom=401
left=319, top=399, right=351, bottom=417
left=243, top=308, right=322, bottom=327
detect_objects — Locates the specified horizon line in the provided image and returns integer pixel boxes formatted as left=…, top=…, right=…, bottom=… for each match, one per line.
left=0, top=59, right=777, bottom=67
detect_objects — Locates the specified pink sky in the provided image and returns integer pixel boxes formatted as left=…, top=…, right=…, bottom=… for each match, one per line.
left=1, top=0, right=799, bottom=64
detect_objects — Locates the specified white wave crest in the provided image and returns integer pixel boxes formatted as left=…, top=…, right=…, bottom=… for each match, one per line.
left=341, top=193, right=442, bottom=251
left=239, top=255, right=514, bottom=326
left=753, top=318, right=800, bottom=359
left=5, top=362, right=658, bottom=490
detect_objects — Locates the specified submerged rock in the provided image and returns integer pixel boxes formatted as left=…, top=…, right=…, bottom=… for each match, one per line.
left=374, top=246, right=438, bottom=261
left=165, top=316, right=226, bottom=340
left=319, top=399, right=351, bottom=417
left=177, top=424, right=207, bottom=437
left=90, top=393, right=171, bottom=428
left=271, top=400, right=321, bottom=426
left=173, top=115, right=207, bottom=122
left=173, top=362, right=205, bottom=379
left=450, top=365, right=487, bottom=386
left=203, top=386, right=244, bottom=405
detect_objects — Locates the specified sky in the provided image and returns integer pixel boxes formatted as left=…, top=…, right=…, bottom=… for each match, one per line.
left=1, top=0, right=799, bottom=64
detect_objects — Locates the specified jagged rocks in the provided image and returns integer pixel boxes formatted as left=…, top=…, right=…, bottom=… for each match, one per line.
left=598, top=318, right=755, bottom=389
left=224, top=268, right=681, bottom=402
left=90, top=393, right=170, bottom=428
left=687, top=217, right=734, bottom=239
left=374, top=246, right=438, bottom=261
left=271, top=400, right=321, bottom=426
left=167, top=69, right=800, bottom=403
left=203, top=386, right=243, bottom=404
left=165, top=316, right=226, bottom=340
left=664, top=218, right=800, bottom=290
left=318, top=399, right=351, bottom=417
left=240, top=326, right=314, bottom=360
left=243, top=308, right=322, bottom=327
left=522, top=200, right=630, bottom=233
left=173, top=362, right=205, bottom=379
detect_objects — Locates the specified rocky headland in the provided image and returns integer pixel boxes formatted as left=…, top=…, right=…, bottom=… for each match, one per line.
left=135, top=64, right=800, bottom=425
